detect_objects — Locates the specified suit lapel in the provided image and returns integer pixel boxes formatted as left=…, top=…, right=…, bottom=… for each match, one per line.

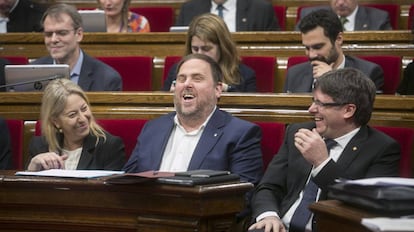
left=151, top=114, right=176, bottom=170
left=355, top=8, right=369, bottom=30
left=236, top=0, right=249, bottom=31
left=336, top=126, right=369, bottom=169
left=187, top=109, right=226, bottom=169
left=77, top=52, right=94, bottom=90
left=76, top=134, right=96, bottom=169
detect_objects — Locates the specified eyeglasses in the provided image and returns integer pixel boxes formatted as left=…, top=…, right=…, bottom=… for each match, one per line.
left=43, top=29, right=76, bottom=38
left=312, top=97, right=347, bottom=107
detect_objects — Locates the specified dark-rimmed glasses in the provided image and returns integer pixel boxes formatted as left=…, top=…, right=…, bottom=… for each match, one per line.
left=311, top=97, right=347, bottom=107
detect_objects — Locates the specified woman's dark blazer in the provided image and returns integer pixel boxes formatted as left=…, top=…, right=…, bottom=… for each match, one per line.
left=28, top=132, right=126, bottom=171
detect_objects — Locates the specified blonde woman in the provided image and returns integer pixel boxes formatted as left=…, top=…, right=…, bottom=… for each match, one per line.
left=98, top=0, right=150, bottom=32
left=27, top=79, right=126, bottom=171
left=162, top=13, right=256, bottom=92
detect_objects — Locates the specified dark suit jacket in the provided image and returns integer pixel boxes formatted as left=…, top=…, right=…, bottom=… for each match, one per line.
left=7, top=0, right=45, bottom=32
left=32, top=52, right=122, bottom=91
left=176, top=0, right=280, bottom=31
left=396, top=61, right=414, bottom=95
left=0, top=118, right=13, bottom=170
left=295, top=5, right=392, bottom=30
left=162, top=62, right=257, bottom=92
left=251, top=122, right=400, bottom=219
left=284, top=55, right=384, bottom=93
left=123, top=108, right=263, bottom=185
left=28, top=132, right=126, bottom=170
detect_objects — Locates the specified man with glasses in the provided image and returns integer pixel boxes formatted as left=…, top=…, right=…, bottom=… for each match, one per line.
left=32, top=3, right=122, bottom=91
left=249, top=68, right=400, bottom=232
left=284, top=9, right=384, bottom=93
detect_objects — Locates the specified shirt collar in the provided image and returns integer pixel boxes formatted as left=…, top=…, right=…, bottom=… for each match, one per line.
left=174, top=106, right=217, bottom=133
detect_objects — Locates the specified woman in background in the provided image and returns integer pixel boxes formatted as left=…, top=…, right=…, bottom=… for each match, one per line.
left=97, top=0, right=150, bottom=32
left=27, top=78, right=126, bottom=171
left=162, top=13, right=256, bottom=92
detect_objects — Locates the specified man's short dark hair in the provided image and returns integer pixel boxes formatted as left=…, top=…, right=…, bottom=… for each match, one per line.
left=314, top=68, right=377, bottom=126
left=176, top=53, right=223, bottom=84
left=299, top=9, right=343, bottom=44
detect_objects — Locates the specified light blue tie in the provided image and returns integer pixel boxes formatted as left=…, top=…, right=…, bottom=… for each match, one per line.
left=217, top=4, right=224, bottom=18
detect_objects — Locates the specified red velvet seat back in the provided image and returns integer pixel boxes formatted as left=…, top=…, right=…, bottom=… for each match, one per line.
left=359, top=55, right=401, bottom=94
left=4, top=56, right=29, bottom=65
left=6, top=120, right=24, bottom=170
left=130, top=7, right=175, bottom=32
left=373, top=126, right=414, bottom=178
left=241, top=56, right=277, bottom=93
left=97, top=56, right=153, bottom=91
left=273, top=5, right=287, bottom=30
left=254, top=121, right=285, bottom=170
left=97, top=119, right=147, bottom=159
left=162, top=56, right=182, bottom=87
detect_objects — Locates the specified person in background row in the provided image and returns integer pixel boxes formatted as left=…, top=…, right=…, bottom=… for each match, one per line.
left=295, top=0, right=392, bottom=31
left=249, top=68, right=400, bottom=232
left=32, top=3, right=122, bottom=91
left=27, top=78, right=126, bottom=171
left=176, top=0, right=280, bottom=32
left=284, top=9, right=384, bottom=93
left=0, top=0, right=45, bottom=33
left=163, top=13, right=256, bottom=92
left=0, top=118, right=13, bottom=170
left=97, top=0, right=150, bottom=32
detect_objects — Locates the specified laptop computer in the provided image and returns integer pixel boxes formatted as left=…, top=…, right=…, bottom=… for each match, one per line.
left=78, top=10, right=106, bottom=32
left=4, top=64, right=70, bottom=92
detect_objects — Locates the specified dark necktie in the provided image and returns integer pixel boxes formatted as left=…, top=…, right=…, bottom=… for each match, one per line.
left=289, top=139, right=337, bottom=232
left=340, top=17, right=348, bottom=30
left=217, top=4, right=224, bottom=18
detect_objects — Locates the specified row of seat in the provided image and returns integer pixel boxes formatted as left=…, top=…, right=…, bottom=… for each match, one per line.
left=82, top=4, right=414, bottom=31
left=4, top=55, right=405, bottom=94
left=6, top=119, right=414, bottom=177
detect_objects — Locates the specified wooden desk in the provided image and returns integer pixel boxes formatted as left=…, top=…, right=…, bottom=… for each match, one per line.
left=0, top=170, right=253, bottom=232
left=310, top=200, right=378, bottom=232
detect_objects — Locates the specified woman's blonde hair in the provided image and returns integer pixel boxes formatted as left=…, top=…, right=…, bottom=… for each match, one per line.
left=185, top=13, right=241, bottom=85
left=40, top=78, right=106, bottom=153
left=97, top=0, right=131, bottom=31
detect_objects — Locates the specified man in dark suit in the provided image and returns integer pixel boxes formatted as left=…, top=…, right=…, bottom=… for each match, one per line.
left=284, top=9, right=384, bottom=93
left=295, top=0, right=392, bottom=31
left=32, top=3, right=122, bottom=91
left=176, top=0, right=280, bottom=31
left=249, top=68, right=400, bottom=232
left=0, top=0, right=45, bottom=33
left=124, top=53, right=263, bottom=186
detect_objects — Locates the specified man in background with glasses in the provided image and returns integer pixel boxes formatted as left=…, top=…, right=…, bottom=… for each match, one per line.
left=249, top=68, right=400, bottom=232
left=284, top=9, right=384, bottom=94
left=31, top=3, right=122, bottom=91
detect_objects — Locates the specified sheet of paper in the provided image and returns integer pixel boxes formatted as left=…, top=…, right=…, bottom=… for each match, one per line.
left=361, top=217, right=414, bottom=232
left=15, top=169, right=124, bottom=178
left=345, top=177, right=414, bottom=187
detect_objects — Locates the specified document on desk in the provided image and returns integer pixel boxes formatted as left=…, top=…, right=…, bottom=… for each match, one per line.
left=15, top=169, right=124, bottom=178
left=361, top=217, right=414, bottom=232
left=345, top=177, right=414, bottom=187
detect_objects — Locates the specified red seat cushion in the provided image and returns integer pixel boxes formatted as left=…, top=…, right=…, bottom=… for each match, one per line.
left=254, top=121, right=285, bottom=170
left=6, top=120, right=24, bottom=170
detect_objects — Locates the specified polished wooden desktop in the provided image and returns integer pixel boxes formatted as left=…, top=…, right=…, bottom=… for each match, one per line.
left=0, top=170, right=253, bottom=232
left=310, top=200, right=378, bottom=232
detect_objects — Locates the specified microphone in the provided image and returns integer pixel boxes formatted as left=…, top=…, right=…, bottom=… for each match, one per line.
left=0, top=74, right=64, bottom=92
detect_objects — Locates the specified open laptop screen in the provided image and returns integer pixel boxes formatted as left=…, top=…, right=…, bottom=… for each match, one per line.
left=4, top=64, right=70, bottom=92
left=78, top=10, right=106, bottom=32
